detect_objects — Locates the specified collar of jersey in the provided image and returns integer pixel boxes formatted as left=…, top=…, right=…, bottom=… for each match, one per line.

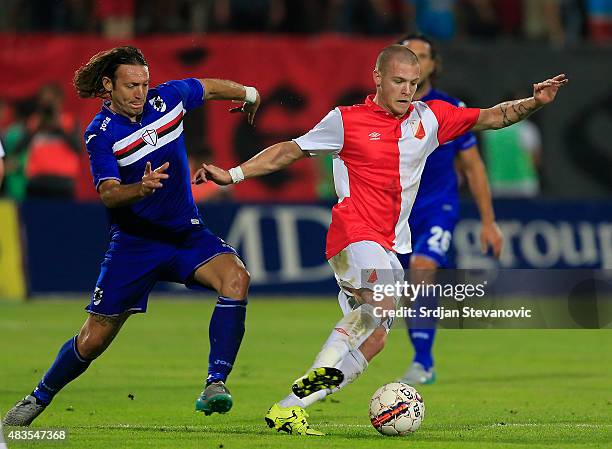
left=365, top=95, right=414, bottom=121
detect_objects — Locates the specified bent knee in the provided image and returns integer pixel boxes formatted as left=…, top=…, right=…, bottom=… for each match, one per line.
left=219, top=265, right=250, bottom=299
left=410, top=255, right=438, bottom=270
left=372, top=327, right=387, bottom=347
left=361, top=328, right=387, bottom=359
left=77, top=314, right=126, bottom=360
left=76, top=332, right=109, bottom=360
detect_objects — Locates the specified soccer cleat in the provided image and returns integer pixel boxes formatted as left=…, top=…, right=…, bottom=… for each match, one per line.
left=195, top=381, right=233, bottom=415
left=265, top=403, right=324, bottom=436
left=291, top=367, right=344, bottom=399
left=2, top=395, right=47, bottom=426
left=400, top=362, right=436, bottom=385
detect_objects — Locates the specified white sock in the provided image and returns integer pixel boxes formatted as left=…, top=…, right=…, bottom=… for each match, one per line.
left=278, top=389, right=327, bottom=408
left=332, top=348, right=368, bottom=392
left=277, top=349, right=369, bottom=409
left=311, top=304, right=378, bottom=368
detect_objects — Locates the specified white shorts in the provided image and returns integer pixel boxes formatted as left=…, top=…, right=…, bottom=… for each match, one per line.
left=328, top=241, right=405, bottom=330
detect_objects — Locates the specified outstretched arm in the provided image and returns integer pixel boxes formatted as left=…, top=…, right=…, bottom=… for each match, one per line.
left=472, top=74, right=568, bottom=131
left=192, top=141, right=307, bottom=186
left=199, top=79, right=260, bottom=124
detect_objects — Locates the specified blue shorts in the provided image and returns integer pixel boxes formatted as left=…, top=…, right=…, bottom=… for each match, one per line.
left=85, top=227, right=238, bottom=316
left=398, top=203, right=459, bottom=269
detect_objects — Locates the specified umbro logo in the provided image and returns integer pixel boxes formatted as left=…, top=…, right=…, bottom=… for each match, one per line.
left=149, top=96, right=166, bottom=112
left=368, top=132, right=381, bottom=141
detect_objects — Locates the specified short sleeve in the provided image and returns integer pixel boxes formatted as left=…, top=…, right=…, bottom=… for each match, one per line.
left=85, top=131, right=120, bottom=190
left=454, top=100, right=477, bottom=150
left=166, top=78, right=205, bottom=111
left=293, top=108, right=344, bottom=156
left=455, top=131, right=478, bottom=151
left=427, top=100, right=480, bottom=146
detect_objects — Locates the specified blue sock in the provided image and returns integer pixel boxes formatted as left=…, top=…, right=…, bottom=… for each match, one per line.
left=408, top=328, right=436, bottom=370
left=32, top=336, right=91, bottom=405
left=206, top=296, right=247, bottom=385
left=405, top=293, right=437, bottom=371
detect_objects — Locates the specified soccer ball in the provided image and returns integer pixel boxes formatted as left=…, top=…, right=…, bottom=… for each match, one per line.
left=369, top=382, right=425, bottom=436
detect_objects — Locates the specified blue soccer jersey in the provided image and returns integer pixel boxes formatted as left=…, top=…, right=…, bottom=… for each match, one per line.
left=411, top=88, right=477, bottom=214
left=401, top=88, right=477, bottom=268
left=85, top=78, right=205, bottom=238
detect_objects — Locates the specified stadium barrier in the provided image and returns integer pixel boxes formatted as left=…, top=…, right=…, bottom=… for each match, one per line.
left=0, top=200, right=26, bottom=300
left=15, top=199, right=612, bottom=296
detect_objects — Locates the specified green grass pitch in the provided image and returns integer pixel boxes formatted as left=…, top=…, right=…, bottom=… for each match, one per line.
left=1, top=297, right=610, bottom=449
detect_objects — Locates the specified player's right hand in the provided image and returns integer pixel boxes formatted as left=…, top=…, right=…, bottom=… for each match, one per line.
left=480, top=221, right=504, bottom=259
left=191, top=163, right=232, bottom=186
left=229, top=90, right=261, bottom=125
left=141, top=161, right=170, bottom=196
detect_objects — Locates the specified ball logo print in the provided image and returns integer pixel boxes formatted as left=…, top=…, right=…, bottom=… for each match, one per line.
left=369, top=382, right=425, bottom=436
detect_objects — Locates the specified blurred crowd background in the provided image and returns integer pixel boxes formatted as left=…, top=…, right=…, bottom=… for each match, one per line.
left=1, top=0, right=611, bottom=44
left=0, top=0, right=611, bottom=203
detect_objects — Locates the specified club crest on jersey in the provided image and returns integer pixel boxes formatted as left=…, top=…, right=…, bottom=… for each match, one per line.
left=407, top=119, right=426, bottom=139
left=142, top=129, right=158, bottom=146
left=149, top=96, right=166, bottom=112
left=93, top=287, right=104, bottom=305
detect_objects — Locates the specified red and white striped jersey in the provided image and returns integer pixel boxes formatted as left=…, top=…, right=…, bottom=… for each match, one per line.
left=294, top=95, right=480, bottom=259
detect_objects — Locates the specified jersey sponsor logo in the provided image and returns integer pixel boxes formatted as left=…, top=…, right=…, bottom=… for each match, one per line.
left=368, top=131, right=381, bottom=141
left=100, top=116, right=111, bottom=132
left=85, top=134, right=96, bottom=144
left=141, top=129, right=158, bottom=146
left=149, top=95, right=167, bottom=112
left=93, top=287, right=104, bottom=305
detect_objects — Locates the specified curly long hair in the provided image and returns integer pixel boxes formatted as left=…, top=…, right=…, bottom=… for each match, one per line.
left=73, top=46, right=147, bottom=99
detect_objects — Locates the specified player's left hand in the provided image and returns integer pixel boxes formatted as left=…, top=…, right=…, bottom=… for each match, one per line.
left=533, top=74, right=568, bottom=106
left=480, top=221, right=504, bottom=259
left=191, top=163, right=233, bottom=186
left=229, top=90, right=260, bottom=125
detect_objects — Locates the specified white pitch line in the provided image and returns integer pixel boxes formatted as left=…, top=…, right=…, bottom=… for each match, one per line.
left=73, top=422, right=611, bottom=431
left=483, top=423, right=610, bottom=429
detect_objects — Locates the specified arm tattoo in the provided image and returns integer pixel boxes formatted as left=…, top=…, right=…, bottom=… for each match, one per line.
left=499, top=99, right=538, bottom=127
